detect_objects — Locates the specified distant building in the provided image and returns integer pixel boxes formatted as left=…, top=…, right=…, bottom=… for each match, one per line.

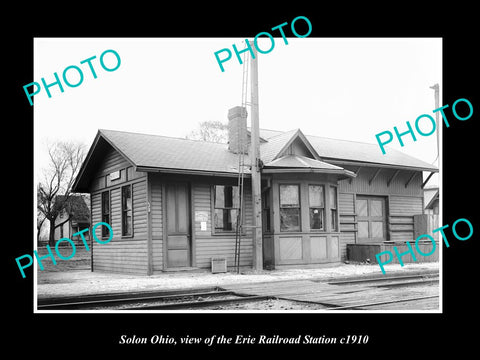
left=423, top=186, right=439, bottom=241
left=424, top=186, right=439, bottom=215
left=73, top=106, right=438, bottom=275
left=54, top=195, right=91, bottom=244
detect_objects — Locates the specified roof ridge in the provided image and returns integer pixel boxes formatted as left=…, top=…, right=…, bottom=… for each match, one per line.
left=305, top=132, right=379, bottom=146
left=263, top=128, right=300, bottom=140
left=99, top=128, right=228, bottom=146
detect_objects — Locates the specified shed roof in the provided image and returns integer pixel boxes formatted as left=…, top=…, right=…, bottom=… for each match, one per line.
left=263, top=155, right=355, bottom=179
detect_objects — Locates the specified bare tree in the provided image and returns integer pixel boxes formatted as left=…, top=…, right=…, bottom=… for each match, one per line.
left=186, top=120, right=228, bottom=143
left=36, top=200, right=46, bottom=243
left=37, top=141, right=86, bottom=246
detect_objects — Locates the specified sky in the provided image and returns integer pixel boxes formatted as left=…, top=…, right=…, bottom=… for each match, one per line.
left=34, top=37, right=442, bottom=185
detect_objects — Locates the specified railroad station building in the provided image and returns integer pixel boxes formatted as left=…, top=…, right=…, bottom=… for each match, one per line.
left=72, top=106, right=439, bottom=275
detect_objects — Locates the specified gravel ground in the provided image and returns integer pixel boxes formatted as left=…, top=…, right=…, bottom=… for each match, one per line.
left=35, top=246, right=439, bottom=299
left=191, top=298, right=329, bottom=311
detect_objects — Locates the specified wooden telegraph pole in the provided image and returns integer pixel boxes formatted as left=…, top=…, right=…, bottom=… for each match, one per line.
left=249, top=41, right=263, bottom=271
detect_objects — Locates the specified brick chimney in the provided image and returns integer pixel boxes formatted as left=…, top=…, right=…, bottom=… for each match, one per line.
left=227, top=106, right=248, bottom=154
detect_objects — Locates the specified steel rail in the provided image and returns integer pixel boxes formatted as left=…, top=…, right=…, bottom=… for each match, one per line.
left=324, top=295, right=440, bottom=310
left=121, top=294, right=273, bottom=310
left=37, top=290, right=236, bottom=310
left=327, top=273, right=438, bottom=285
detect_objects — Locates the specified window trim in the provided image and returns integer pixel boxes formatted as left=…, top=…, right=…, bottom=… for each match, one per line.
left=279, top=183, right=301, bottom=233
left=308, top=184, right=326, bottom=232
left=329, top=185, right=339, bottom=232
left=121, top=184, right=134, bottom=237
left=101, top=190, right=111, bottom=239
left=211, top=184, right=241, bottom=234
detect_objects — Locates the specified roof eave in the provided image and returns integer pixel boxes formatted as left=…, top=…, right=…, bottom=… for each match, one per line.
left=325, top=159, right=438, bottom=173
left=72, top=130, right=137, bottom=193
left=262, top=167, right=356, bottom=177
left=136, top=166, right=251, bottom=178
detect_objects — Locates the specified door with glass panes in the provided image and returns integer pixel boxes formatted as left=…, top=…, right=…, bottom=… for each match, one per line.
left=356, top=196, right=387, bottom=243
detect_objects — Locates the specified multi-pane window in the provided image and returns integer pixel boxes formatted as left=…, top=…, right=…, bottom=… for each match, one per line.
left=279, top=184, right=301, bottom=232
left=309, top=185, right=325, bottom=230
left=121, top=185, right=133, bottom=236
left=214, top=185, right=239, bottom=231
left=329, top=186, right=338, bottom=231
left=101, top=191, right=110, bottom=237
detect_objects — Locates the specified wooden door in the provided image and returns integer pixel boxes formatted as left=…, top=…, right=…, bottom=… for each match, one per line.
left=166, top=183, right=191, bottom=268
left=356, top=196, right=387, bottom=243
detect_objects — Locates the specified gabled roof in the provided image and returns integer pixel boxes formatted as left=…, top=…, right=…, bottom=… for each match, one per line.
left=260, top=129, right=321, bottom=164
left=263, top=155, right=355, bottom=179
left=55, top=195, right=90, bottom=222
left=424, top=186, right=439, bottom=209
left=257, top=128, right=437, bottom=172
left=73, top=129, right=251, bottom=192
left=73, top=125, right=438, bottom=193
left=98, top=129, right=246, bottom=174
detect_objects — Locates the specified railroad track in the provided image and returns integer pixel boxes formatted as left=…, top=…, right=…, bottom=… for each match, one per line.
left=326, top=273, right=439, bottom=288
left=37, top=273, right=439, bottom=311
left=322, top=294, right=440, bottom=310
left=37, top=287, right=273, bottom=310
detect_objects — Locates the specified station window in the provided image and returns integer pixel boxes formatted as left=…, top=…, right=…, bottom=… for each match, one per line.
left=329, top=186, right=338, bottom=231
left=214, top=185, right=239, bottom=232
left=279, top=184, right=301, bottom=232
left=101, top=191, right=110, bottom=237
left=121, top=185, right=133, bottom=236
left=309, top=185, right=325, bottom=230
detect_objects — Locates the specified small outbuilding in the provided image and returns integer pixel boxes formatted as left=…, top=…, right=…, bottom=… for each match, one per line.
left=72, top=107, right=438, bottom=274
left=52, top=195, right=91, bottom=244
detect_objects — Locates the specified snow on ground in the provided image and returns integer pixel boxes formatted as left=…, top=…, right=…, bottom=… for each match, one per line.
left=36, top=262, right=439, bottom=298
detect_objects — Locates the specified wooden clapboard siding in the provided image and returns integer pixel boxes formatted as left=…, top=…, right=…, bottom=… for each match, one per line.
left=389, top=195, right=423, bottom=242
left=89, top=141, right=149, bottom=274
left=97, top=144, right=131, bottom=176
left=90, top=178, right=148, bottom=274
left=92, top=240, right=148, bottom=274
left=90, top=141, right=146, bottom=193
left=132, top=181, right=147, bottom=238
left=338, top=192, right=356, bottom=261
left=193, top=184, right=212, bottom=234
left=193, top=183, right=253, bottom=269
left=150, top=178, right=163, bottom=272
left=338, top=167, right=425, bottom=259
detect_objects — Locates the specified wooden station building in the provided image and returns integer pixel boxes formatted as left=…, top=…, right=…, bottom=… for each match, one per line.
left=72, top=106, right=438, bottom=274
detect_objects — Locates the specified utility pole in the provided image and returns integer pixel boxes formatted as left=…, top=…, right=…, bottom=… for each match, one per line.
left=430, top=83, right=440, bottom=163
left=249, top=41, right=263, bottom=271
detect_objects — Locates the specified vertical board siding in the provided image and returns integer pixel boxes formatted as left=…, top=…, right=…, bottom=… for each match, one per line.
left=193, top=183, right=253, bottom=269
left=338, top=167, right=423, bottom=197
